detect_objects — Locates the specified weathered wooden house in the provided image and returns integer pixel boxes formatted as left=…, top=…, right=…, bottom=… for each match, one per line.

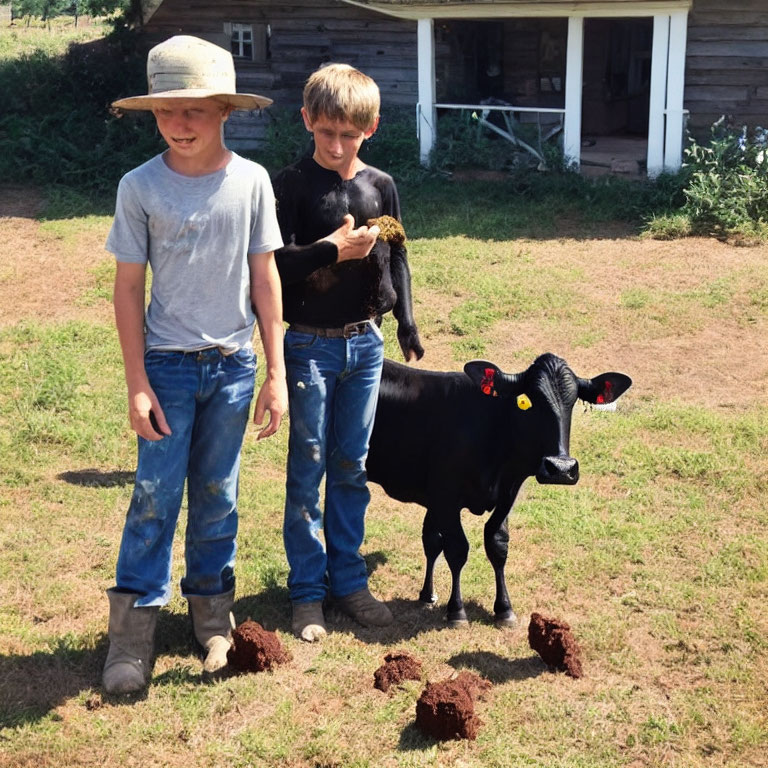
left=140, top=0, right=768, bottom=175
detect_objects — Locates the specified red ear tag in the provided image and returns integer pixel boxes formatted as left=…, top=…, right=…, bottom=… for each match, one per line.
left=601, top=380, right=614, bottom=404
left=480, top=368, right=496, bottom=396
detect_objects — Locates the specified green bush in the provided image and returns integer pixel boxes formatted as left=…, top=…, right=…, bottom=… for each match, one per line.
left=682, top=117, right=768, bottom=239
left=257, top=107, right=312, bottom=174
left=0, top=27, right=163, bottom=197
left=259, top=105, right=425, bottom=183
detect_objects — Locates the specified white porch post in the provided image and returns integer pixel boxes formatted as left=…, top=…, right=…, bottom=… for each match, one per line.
left=563, top=16, right=584, bottom=168
left=664, top=9, right=688, bottom=172
left=417, top=18, right=436, bottom=166
left=647, top=15, right=670, bottom=178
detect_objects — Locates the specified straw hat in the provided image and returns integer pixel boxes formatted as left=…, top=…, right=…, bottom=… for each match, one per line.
left=112, top=35, right=272, bottom=111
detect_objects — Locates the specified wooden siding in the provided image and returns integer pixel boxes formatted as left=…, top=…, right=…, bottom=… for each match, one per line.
left=143, top=0, right=417, bottom=148
left=142, top=0, right=767, bottom=148
left=686, top=0, right=768, bottom=137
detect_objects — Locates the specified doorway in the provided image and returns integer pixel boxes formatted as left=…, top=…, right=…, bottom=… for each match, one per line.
left=580, top=17, right=652, bottom=175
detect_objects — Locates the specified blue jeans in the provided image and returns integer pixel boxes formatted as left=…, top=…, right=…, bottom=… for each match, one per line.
left=115, top=347, right=255, bottom=607
left=283, top=325, right=384, bottom=603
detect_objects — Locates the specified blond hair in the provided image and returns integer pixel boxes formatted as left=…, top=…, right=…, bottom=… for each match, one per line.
left=303, top=63, right=380, bottom=132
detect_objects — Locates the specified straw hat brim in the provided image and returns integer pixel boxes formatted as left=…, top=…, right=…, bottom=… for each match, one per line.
left=111, top=89, right=272, bottom=111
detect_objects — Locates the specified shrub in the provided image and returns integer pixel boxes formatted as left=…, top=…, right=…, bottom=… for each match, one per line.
left=257, top=107, right=311, bottom=175
left=681, top=117, right=768, bottom=240
left=643, top=213, right=692, bottom=240
left=0, top=26, right=163, bottom=197
left=259, top=105, right=425, bottom=184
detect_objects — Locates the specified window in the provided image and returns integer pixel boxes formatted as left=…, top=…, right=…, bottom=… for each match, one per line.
left=231, top=23, right=253, bottom=60
left=226, top=22, right=269, bottom=63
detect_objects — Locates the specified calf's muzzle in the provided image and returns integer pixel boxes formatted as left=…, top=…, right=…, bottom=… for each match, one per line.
left=536, top=455, right=579, bottom=485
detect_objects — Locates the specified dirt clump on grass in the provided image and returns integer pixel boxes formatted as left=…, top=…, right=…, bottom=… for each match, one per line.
left=415, top=670, right=491, bottom=741
left=528, top=612, right=583, bottom=678
left=373, top=650, right=422, bottom=692
left=227, top=620, right=291, bottom=673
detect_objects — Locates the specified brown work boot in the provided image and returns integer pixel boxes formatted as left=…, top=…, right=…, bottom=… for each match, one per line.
left=335, top=588, right=393, bottom=628
left=292, top=600, right=327, bottom=642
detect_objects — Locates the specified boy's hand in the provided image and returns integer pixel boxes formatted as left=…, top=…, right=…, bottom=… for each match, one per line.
left=253, top=373, right=288, bottom=440
left=397, top=324, right=425, bottom=363
left=128, top=387, right=171, bottom=441
left=327, top=214, right=381, bottom=262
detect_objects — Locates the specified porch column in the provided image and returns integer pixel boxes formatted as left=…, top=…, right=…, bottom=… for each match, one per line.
left=563, top=16, right=584, bottom=168
left=417, top=17, right=436, bottom=166
left=664, top=9, right=688, bottom=172
left=647, top=15, right=670, bottom=178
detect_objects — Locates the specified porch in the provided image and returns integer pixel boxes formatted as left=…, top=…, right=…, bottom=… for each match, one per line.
left=342, top=1, right=692, bottom=178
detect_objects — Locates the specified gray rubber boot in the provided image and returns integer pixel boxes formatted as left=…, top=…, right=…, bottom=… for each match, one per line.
left=291, top=600, right=327, bottom=642
left=102, top=588, right=158, bottom=695
left=187, top=590, right=235, bottom=674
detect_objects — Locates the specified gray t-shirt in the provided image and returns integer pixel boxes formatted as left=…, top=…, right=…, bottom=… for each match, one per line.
left=106, top=152, right=283, bottom=352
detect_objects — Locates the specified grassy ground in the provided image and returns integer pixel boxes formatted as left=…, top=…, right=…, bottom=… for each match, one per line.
left=0, top=179, right=766, bottom=768
left=0, top=16, right=109, bottom=59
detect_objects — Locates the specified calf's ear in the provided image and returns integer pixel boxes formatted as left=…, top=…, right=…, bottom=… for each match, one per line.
left=577, top=372, right=632, bottom=405
left=464, top=360, right=520, bottom=398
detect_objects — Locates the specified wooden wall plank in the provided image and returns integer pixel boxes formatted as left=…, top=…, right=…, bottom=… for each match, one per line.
left=142, top=0, right=768, bottom=146
left=685, top=0, right=768, bottom=136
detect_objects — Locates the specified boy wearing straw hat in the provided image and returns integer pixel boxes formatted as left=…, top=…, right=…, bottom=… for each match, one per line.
left=103, top=35, right=286, bottom=694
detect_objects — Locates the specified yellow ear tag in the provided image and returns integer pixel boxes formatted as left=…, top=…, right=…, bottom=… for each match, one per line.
left=517, top=393, right=532, bottom=411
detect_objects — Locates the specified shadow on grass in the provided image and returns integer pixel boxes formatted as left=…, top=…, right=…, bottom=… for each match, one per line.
left=232, top=550, right=390, bottom=635
left=230, top=550, right=508, bottom=644
left=398, top=721, right=435, bottom=751
left=447, top=650, right=545, bottom=684
left=0, top=611, right=192, bottom=728
left=57, top=468, right=135, bottom=487
left=327, top=556, right=525, bottom=643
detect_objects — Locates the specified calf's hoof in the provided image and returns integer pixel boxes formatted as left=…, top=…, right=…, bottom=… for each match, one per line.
left=494, top=611, right=518, bottom=629
left=418, top=591, right=438, bottom=605
left=446, top=610, right=469, bottom=628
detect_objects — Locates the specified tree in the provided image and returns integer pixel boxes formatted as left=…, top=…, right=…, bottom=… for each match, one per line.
left=12, top=0, right=70, bottom=24
left=12, top=0, right=136, bottom=25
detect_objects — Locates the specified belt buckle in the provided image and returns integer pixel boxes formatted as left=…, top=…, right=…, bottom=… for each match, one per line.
left=343, top=320, right=368, bottom=338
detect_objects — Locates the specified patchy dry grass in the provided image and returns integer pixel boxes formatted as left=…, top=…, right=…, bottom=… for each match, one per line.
left=0, top=184, right=767, bottom=767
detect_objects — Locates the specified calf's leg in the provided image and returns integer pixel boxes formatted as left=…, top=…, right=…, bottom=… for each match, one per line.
left=419, top=510, right=442, bottom=605
left=440, top=510, right=470, bottom=626
left=484, top=512, right=517, bottom=626
left=483, top=484, right=521, bottom=626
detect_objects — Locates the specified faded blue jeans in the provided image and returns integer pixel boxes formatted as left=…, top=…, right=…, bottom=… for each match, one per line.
left=283, top=323, right=384, bottom=603
left=115, top=347, right=255, bottom=607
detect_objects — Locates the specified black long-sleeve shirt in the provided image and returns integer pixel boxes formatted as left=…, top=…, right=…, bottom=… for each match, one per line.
left=272, top=156, right=410, bottom=328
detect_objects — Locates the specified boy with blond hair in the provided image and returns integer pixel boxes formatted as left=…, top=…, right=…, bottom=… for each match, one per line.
left=273, top=63, right=423, bottom=642
left=103, top=35, right=286, bottom=693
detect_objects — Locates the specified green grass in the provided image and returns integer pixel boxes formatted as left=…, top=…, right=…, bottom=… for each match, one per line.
left=0, top=18, right=109, bottom=60
left=1, top=181, right=768, bottom=768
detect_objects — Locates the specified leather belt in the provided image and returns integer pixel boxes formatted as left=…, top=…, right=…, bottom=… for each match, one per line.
left=288, top=320, right=374, bottom=339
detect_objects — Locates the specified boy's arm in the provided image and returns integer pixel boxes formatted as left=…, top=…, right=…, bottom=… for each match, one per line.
left=275, top=216, right=380, bottom=284
left=113, top=261, right=170, bottom=440
left=390, top=242, right=424, bottom=362
left=272, top=169, right=378, bottom=285
left=249, top=250, right=288, bottom=440
left=379, top=179, right=423, bottom=361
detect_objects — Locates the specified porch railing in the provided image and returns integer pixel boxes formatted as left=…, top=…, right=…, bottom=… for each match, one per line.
left=418, top=102, right=566, bottom=167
